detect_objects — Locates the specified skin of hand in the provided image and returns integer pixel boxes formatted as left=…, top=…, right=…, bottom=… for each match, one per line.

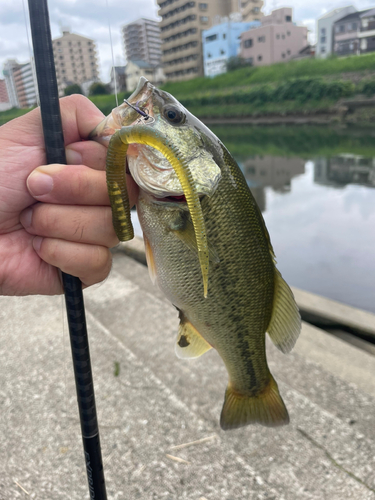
left=0, top=94, right=138, bottom=296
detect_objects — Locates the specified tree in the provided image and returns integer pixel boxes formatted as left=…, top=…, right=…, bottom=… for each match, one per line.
left=89, top=82, right=110, bottom=96
left=226, top=56, right=249, bottom=72
left=64, top=84, right=84, bottom=96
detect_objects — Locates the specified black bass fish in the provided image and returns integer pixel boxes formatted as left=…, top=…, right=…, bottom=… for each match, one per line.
left=91, top=77, right=301, bottom=430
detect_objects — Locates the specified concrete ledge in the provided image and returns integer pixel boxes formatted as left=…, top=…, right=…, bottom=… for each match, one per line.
left=291, top=287, right=375, bottom=341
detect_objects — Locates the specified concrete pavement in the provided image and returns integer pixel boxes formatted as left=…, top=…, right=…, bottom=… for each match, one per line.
left=1, top=252, right=375, bottom=499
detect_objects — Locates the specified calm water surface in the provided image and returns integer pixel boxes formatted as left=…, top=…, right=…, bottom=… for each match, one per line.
left=132, top=125, right=375, bottom=314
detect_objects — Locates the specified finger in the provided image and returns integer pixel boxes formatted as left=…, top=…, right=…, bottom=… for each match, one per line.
left=60, top=94, right=105, bottom=144
left=21, top=204, right=119, bottom=248
left=26, top=163, right=139, bottom=207
left=33, top=236, right=112, bottom=288
left=65, top=140, right=107, bottom=171
left=3, top=95, right=104, bottom=149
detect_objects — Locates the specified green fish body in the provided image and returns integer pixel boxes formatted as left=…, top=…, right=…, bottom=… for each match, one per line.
left=92, top=78, right=301, bottom=430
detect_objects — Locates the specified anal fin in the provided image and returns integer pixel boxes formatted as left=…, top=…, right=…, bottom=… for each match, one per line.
left=267, top=269, right=301, bottom=354
left=175, top=312, right=212, bottom=359
left=220, top=375, right=289, bottom=430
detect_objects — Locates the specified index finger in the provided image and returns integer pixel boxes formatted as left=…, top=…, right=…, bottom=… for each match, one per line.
left=59, top=94, right=106, bottom=145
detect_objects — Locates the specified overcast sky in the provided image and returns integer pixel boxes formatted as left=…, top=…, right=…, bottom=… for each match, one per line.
left=1, top=0, right=374, bottom=84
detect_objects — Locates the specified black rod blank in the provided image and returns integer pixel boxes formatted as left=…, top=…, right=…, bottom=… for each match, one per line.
left=27, top=1, right=107, bottom=498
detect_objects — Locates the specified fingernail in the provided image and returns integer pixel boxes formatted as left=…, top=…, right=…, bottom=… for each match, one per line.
left=66, top=148, right=82, bottom=165
left=27, top=171, right=54, bottom=196
left=33, top=236, right=43, bottom=252
left=20, top=208, right=33, bottom=229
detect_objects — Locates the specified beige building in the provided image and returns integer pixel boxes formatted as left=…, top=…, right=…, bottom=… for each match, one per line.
left=240, top=7, right=308, bottom=66
left=52, top=30, right=99, bottom=96
left=241, top=0, right=263, bottom=22
left=125, top=60, right=165, bottom=91
left=158, top=0, right=251, bottom=82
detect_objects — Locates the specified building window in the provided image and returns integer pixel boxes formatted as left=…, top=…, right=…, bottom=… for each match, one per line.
left=287, top=31, right=290, bottom=36
left=287, top=49, right=291, bottom=55
left=206, top=34, right=217, bottom=42
left=207, top=53, right=211, bottom=58
left=244, top=39, right=253, bottom=48
left=258, top=36, right=265, bottom=42
left=282, top=53, right=285, bottom=58
left=321, top=27, right=326, bottom=35
left=200, top=16, right=208, bottom=23
left=321, top=46, right=326, bottom=53
left=351, top=22, right=357, bottom=31
left=285, top=15, right=291, bottom=22
left=257, top=55, right=262, bottom=61
left=276, top=34, right=280, bottom=39
left=254, top=7, right=259, bottom=12
left=282, top=34, right=285, bottom=39
left=199, top=3, right=208, bottom=9
left=321, top=36, right=326, bottom=43
left=223, top=33, right=226, bottom=39
left=220, top=49, right=225, bottom=55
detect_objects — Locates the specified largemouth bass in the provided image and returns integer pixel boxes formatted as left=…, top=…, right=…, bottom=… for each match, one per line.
left=91, top=77, right=301, bottom=430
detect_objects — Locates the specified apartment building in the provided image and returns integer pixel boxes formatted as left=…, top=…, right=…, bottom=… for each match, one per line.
left=240, top=8, right=308, bottom=66
left=52, top=30, right=99, bottom=96
left=203, top=17, right=260, bottom=77
left=316, top=6, right=356, bottom=58
left=2, top=59, right=37, bottom=108
left=0, top=79, right=11, bottom=111
left=122, top=18, right=162, bottom=66
left=158, top=0, right=242, bottom=82
left=333, top=9, right=375, bottom=56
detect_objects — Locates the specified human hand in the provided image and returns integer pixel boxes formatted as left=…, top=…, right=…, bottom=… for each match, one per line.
left=0, top=94, right=138, bottom=295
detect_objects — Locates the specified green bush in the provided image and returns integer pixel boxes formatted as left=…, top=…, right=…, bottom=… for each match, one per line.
left=359, top=78, right=375, bottom=96
left=64, top=84, right=84, bottom=96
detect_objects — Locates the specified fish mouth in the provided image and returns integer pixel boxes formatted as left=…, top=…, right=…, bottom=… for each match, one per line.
left=90, top=77, right=153, bottom=144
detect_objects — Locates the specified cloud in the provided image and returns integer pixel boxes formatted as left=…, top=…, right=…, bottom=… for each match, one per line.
left=1, top=0, right=159, bottom=82
left=1, top=0, right=375, bottom=85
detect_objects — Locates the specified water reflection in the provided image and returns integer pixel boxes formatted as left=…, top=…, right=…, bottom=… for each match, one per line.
left=314, top=155, right=375, bottom=188
left=240, top=156, right=305, bottom=211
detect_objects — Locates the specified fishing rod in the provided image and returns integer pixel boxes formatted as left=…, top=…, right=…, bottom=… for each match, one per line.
left=27, top=0, right=107, bottom=498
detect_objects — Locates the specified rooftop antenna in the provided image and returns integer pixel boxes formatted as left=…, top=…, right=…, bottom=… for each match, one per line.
left=27, top=1, right=107, bottom=498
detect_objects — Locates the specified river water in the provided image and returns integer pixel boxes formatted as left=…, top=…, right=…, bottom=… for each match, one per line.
left=132, top=125, right=375, bottom=314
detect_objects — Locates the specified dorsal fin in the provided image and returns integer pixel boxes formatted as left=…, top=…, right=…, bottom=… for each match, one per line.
left=175, top=311, right=212, bottom=359
left=267, top=269, right=301, bottom=354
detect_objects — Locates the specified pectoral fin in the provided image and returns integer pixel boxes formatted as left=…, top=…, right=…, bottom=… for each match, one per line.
left=144, top=234, right=157, bottom=284
left=267, top=269, right=301, bottom=354
left=175, top=312, right=212, bottom=359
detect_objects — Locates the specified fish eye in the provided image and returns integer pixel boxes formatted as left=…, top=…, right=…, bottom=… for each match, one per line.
left=163, top=105, right=185, bottom=124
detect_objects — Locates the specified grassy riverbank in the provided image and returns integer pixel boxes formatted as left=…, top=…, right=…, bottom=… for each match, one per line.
left=2, top=52, right=375, bottom=126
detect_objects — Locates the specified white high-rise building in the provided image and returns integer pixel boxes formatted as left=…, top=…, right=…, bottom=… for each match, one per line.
left=122, top=18, right=162, bottom=66
left=2, top=59, right=37, bottom=108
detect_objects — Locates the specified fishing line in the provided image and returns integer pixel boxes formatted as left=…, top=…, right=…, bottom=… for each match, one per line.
left=105, top=0, right=118, bottom=107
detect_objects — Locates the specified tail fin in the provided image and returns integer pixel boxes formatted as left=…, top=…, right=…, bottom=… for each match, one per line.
left=220, top=376, right=289, bottom=430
